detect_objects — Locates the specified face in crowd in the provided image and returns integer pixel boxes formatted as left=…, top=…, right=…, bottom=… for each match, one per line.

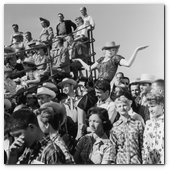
left=130, top=84, right=140, bottom=99
left=37, top=94, right=52, bottom=106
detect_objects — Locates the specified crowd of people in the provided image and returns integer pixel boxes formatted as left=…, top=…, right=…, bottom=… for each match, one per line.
left=4, top=6, right=164, bottom=165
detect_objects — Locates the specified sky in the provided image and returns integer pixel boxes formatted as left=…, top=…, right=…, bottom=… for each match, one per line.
left=3, top=3, right=164, bottom=81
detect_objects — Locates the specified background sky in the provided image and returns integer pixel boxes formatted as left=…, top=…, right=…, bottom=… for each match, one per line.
left=4, top=4, right=164, bottom=81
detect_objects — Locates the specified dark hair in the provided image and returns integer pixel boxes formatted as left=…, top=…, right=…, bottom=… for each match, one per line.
left=153, top=79, right=164, bottom=90
left=58, top=13, right=64, bottom=17
left=6, top=109, right=39, bottom=132
left=129, top=82, right=140, bottom=90
left=95, top=80, right=110, bottom=92
left=87, top=107, right=113, bottom=132
left=12, top=24, right=18, bottom=28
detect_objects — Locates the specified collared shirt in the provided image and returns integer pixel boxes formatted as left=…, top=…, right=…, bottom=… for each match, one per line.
left=110, top=116, right=144, bottom=164
left=50, top=131, right=75, bottom=164
left=142, top=114, right=164, bottom=164
left=82, top=15, right=95, bottom=29
left=39, top=27, right=54, bottom=42
left=17, top=135, right=65, bottom=164
left=96, top=97, right=117, bottom=123
left=75, top=133, right=116, bottom=164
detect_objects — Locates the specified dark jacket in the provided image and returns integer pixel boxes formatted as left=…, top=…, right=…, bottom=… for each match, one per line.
left=56, top=20, right=77, bottom=36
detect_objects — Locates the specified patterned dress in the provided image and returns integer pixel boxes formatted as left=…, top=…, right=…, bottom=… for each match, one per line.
left=110, top=116, right=144, bottom=164
left=75, top=133, right=116, bottom=164
left=97, top=55, right=124, bottom=82
left=142, top=114, right=164, bottom=164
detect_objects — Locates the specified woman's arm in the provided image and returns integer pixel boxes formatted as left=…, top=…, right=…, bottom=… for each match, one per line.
left=120, top=45, right=149, bottom=67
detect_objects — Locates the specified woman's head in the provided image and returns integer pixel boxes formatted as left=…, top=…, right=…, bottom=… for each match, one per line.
left=87, top=107, right=112, bottom=133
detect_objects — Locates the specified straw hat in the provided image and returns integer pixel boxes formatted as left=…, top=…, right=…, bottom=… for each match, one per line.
left=58, top=78, right=77, bottom=88
left=39, top=17, right=50, bottom=27
left=37, top=87, right=56, bottom=99
left=31, top=41, right=47, bottom=49
left=23, top=57, right=36, bottom=66
left=13, top=34, right=23, bottom=39
left=138, top=74, right=155, bottom=84
left=42, top=82, right=58, bottom=93
left=102, top=41, right=120, bottom=50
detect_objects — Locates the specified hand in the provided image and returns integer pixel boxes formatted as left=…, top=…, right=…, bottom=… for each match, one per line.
left=21, top=81, right=28, bottom=89
left=136, top=45, right=149, bottom=51
left=9, top=135, right=25, bottom=157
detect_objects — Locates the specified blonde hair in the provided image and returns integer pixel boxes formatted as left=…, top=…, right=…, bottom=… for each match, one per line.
left=115, top=95, right=132, bottom=107
left=146, top=93, right=164, bottom=105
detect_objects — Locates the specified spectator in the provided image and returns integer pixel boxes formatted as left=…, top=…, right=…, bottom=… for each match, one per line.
left=110, top=95, right=144, bottom=164
left=151, top=79, right=164, bottom=97
left=11, top=34, right=24, bottom=50
left=23, top=31, right=36, bottom=50
left=5, top=109, right=65, bottom=164
left=37, top=102, right=74, bottom=164
left=56, top=13, right=77, bottom=37
left=114, top=72, right=124, bottom=87
left=74, top=107, right=114, bottom=164
left=142, top=93, right=164, bottom=164
left=73, top=41, right=148, bottom=83
left=138, top=74, right=155, bottom=122
left=94, top=80, right=118, bottom=124
left=36, top=86, right=56, bottom=106
left=39, top=17, right=54, bottom=43
left=79, top=7, right=95, bottom=30
left=10, top=24, right=23, bottom=44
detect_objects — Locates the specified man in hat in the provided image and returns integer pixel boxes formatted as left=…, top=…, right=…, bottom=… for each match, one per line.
left=39, top=17, right=54, bottom=43
left=56, top=13, right=77, bottom=37
left=138, top=73, right=155, bottom=122
left=10, top=24, right=23, bottom=44
left=73, top=42, right=149, bottom=83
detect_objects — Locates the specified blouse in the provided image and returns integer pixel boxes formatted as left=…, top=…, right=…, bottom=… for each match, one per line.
left=97, top=55, right=124, bottom=82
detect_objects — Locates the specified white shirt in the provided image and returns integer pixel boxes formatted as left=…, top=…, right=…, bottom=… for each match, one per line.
left=82, top=15, right=95, bottom=29
left=97, top=97, right=117, bottom=123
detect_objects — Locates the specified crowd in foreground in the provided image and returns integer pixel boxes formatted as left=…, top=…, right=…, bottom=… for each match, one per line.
left=4, top=6, right=164, bottom=164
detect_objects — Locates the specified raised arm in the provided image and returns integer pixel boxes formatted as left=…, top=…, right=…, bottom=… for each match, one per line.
left=120, top=45, right=149, bottom=67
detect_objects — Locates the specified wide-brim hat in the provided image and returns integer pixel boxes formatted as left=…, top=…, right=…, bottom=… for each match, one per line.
left=4, top=99, right=12, bottom=110
left=31, top=41, right=47, bottom=49
left=58, top=78, right=77, bottom=88
left=102, top=41, right=120, bottom=50
left=138, top=74, right=155, bottom=84
left=42, top=82, right=58, bottom=93
left=40, top=102, right=67, bottom=127
left=39, top=17, right=50, bottom=27
left=23, top=57, right=36, bottom=66
left=4, top=46, right=15, bottom=54
left=37, top=87, right=56, bottom=99
left=27, top=41, right=37, bottom=47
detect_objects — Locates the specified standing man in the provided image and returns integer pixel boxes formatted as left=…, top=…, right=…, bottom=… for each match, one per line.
left=56, top=13, right=77, bottom=37
left=10, top=24, right=23, bottom=45
left=79, top=7, right=95, bottom=30
left=39, top=17, right=54, bottom=43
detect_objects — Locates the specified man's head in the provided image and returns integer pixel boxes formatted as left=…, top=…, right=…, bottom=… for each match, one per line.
left=121, top=76, right=130, bottom=87
left=116, top=72, right=124, bottom=83
left=151, top=79, right=164, bottom=97
left=6, top=109, right=40, bottom=148
left=139, top=82, right=152, bottom=95
left=75, top=16, right=84, bottom=27
left=24, top=31, right=32, bottom=41
left=130, top=82, right=140, bottom=99
left=95, top=80, right=110, bottom=102
left=25, top=92, right=37, bottom=107
left=12, top=24, right=19, bottom=32
left=58, top=13, right=64, bottom=22
left=80, top=7, right=87, bottom=16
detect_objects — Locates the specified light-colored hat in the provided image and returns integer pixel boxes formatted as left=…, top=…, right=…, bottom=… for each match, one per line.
left=138, top=74, right=155, bottom=83
left=39, top=17, right=50, bottom=27
left=42, top=82, right=58, bottom=93
left=31, top=41, right=47, bottom=49
left=129, top=78, right=140, bottom=85
left=58, top=78, right=77, bottom=88
left=102, top=41, right=120, bottom=50
left=40, top=102, right=67, bottom=127
left=23, top=57, right=36, bottom=66
left=37, top=87, right=56, bottom=99
left=4, top=99, right=12, bottom=110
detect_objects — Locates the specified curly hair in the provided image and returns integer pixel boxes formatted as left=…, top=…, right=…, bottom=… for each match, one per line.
left=146, top=93, right=164, bottom=105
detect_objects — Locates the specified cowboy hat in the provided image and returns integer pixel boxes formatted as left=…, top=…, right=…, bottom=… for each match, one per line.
left=23, top=57, right=36, bottom=66
left=4, top=46, right=15, bottom=54
left=42, top=82, right=58, bottom=93
left=102, top=41, right=120, bottom=50
left=31, top=41, right=47, bottom=49
left=37, top=87, right=56, bottom=99
left=138, top=74, right=155, bottom=84
left=58, top=78, right=77, bottom=88
left=4, top=99, right=12, bottom=110
left=39, top=17, right=50, bottom=27
left=40, top=102, right=67, bottom=127
left=12, top=34, right=23, bottom=38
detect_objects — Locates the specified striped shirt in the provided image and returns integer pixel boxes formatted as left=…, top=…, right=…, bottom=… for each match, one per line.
left=110, top=116, right=144, bottom=164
